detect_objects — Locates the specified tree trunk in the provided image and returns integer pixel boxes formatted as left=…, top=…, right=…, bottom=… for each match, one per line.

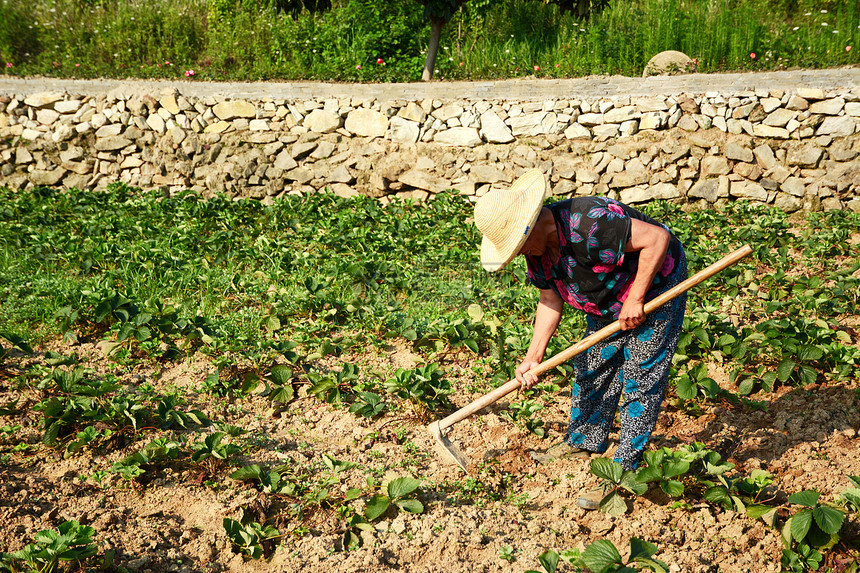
left=422, top=17, right=445, bottom=81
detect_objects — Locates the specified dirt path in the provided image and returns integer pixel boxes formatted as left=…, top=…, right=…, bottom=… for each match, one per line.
left=0, top=67, right=858, bottom=101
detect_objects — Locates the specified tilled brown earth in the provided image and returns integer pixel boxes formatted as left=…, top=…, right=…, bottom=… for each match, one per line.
left=1, top=339, right=858, bottom=573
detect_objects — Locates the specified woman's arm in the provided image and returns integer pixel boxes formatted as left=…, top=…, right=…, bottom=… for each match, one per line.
left=516, top=288, right=564, bottom=389
left=618, top=218, right=670, bottom=330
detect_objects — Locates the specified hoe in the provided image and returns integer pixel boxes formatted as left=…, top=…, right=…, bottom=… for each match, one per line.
left=428, top=244, right=753, bottom=472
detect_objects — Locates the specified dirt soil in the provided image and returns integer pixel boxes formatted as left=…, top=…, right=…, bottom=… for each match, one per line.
left=1, top=335, right=859, bottom=573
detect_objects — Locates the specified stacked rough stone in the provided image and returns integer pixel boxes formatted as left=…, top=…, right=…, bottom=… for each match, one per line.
left=0, top=86, right=858, bottom=212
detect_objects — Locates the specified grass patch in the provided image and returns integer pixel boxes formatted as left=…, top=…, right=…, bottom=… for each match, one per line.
left=0, top=0, right=856, bottom=81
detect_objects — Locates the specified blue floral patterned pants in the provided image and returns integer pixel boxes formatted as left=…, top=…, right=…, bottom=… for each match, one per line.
left=564, top=252, right=687, bottom=470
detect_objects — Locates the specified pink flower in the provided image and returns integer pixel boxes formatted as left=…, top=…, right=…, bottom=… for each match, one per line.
left=692, top=57, right=698, bottom=65
left=533, top=65, right=540, bottom=71
left=165, top=60, right=172, bottom=65
left=376, top=58, right=384, bottom=65
left=184, top=70, right=194, bottom=77
left=750, top=52, right=756, bottom=59
left=355, top=64, right=361, bottom=70
left=459, top=61, right=464, bottom=66
left=5, top=62, right=12, bottom=68
left=555, top=63, right=561, bottom=68
left=847, top=46, right=852, bottom=52
left=157, top=64, right=161, bottom=68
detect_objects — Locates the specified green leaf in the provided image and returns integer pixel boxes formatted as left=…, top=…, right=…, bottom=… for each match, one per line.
left=761, top=507, right=779, bottom=528
left=798, top=365, right=818, bottom=386
left=229, top=465, right=264, bottom=481
left=812, top=505, right=844, bottom=535
left=807, top=523, right=832, bottom=548
left=789, top=490, right=820, bottom=507
left=662, top=459, right=690, bottom=479
left=745, top=504, right=774, bottom=519
left=387, top=477, right=420, bottom=499
left=798, top=345, right=823, bottom=362
left=662, top=479, right=685, bottom=498
left=636, top=465, right=662, bottom=484
left=270, top=384, right=295, bottom=404
left=582, top=539, right=624, bottom=573
left=692, top=327, right=710, bottom=345
left=463, top=339, right=479, bottom=353
left=790, top=508, right=813, bottom=541
left=343, top=530, right=361, bottom=551
left=537, top=550, right=559, bottom=573
left=761, top=371, right=777, bottom=392
left=599, top=491, right=628, bottom=516
left=364, top=495, right=390, bottom=521
left=467, top=304, right=484, bottom=322
left=776, top=358, right=796, bottom=383
left=590, top=457, right=623, bottom=483
left=675, top=376, right=696, bottom=400
left=737, top=377, right=755, bottom=396
left=269, top=365, right=293, bottom=385
left=394, top=498, right=424, bottom=514
left=782, top=517, right=794, bottom=547
left=628, top=537, right=658, bottom=561
left=633, top=558, right=667, bottom=573
left=619, top=471, right=647, bottom=495
left=264, top=315, right=281, bottom=332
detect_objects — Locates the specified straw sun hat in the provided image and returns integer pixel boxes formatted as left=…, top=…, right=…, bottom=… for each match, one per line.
left=474, top=168, right=547, bottom=272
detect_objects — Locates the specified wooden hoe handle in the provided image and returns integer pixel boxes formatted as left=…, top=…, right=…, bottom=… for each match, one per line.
left=434, top=244, right=753, bottom=432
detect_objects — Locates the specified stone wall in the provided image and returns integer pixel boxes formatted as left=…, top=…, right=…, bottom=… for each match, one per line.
left=1, top=83, right=859, bottom=212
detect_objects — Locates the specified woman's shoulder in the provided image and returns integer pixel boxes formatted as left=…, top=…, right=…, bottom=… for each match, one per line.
left=551, top=196, right=613, bottom=212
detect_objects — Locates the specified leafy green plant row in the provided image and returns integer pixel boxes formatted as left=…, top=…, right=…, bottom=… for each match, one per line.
left=0, top=521, right=109, bottom=573
left=584, top=445, right=860, bottom=572
left=225, top=455, right=425, bottom=559
left=526, top=538, right=668, bottom=573
left=30, top=364, right=210, bottom=451
left=3, top=185, right=857, bottom=411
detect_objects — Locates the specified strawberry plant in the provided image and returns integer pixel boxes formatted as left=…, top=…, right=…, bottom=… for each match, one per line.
left=781, top=490, right=846, bottom=570
left=840, top=476, right=860, bottom=513
left=636, top=449, right=695, bottom=498
left=223, top=513, right=279, bottom=560
left=384, top=363, right=452, bottom=416
left=343, top=476, right=424, bottom=550
left=65, top=426, right=115, bottom=455
left=190, top=432, right=242, bottom=467
left=526, top=539, right=667, bottom=573
left=240, top=364, right=298, bottom=410
left=580, top=538, right=668, bottom=573
left=349, top=391, right=386, bottom=419
left=0, top=521, right=101, bottom=573
left=0, top=331, right=33, bottom=359
left=155, top=395, right=211, bottom=430
left=499, top=399, right=546, bottom=437
left=111, top=436, right=183, bottom=481
left=230, top=464, right=299, bottom=495
left=588, top=458, right=647, bottom=516
left=306, top=363, right=360, bottom=404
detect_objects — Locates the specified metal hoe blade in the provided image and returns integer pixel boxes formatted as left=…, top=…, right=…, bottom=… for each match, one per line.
left=427, top=420, right=470, bottom=473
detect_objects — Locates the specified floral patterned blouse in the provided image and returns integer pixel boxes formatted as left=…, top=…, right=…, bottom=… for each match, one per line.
left=525, top=197, right=683, bottom=320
